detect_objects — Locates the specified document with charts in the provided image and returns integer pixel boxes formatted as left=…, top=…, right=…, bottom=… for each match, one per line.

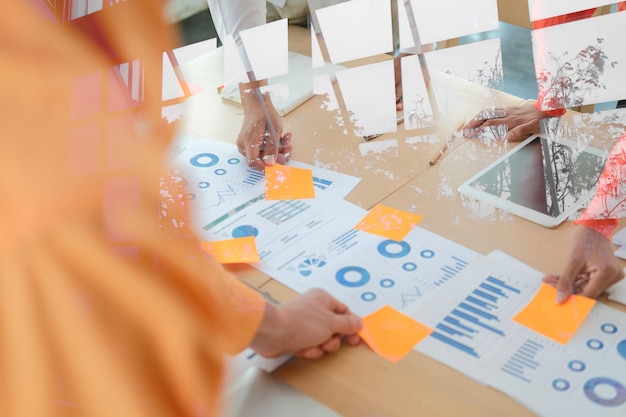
left=202, top=194, right=479, bottom=316
left=167, top=135, right=361, bottom=233
left=408, top=251, right=626, bottom=417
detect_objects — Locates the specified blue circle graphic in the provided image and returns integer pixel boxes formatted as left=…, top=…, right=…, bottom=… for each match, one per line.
left=402, top=262, right=417, bottom=271
left=380, top=278, right=395, bottom=288
left=583, top=377, right=626, bottom=407
left=199, top=181, right=210, bottom=189
left=214, top=169, right=227, bottom=176
left=568, top=360, right=586, bottom=372
left=228, top=158, right=240, bottom=165
left=377, top=240, right=410, bottom=258
left=232, top=225, right=259, bottom=238
left=420, top=249, right=435, bottom=259
left=601, top=323, right=618, bottom=334
left=190, top=153, right=219, bottom=168
left=336, top=266, right=370, bottom=287
left=617, top=340, right=626, bottom=360
left=587, top=339, right=604, bottom=350
left=552, top=379, right=570, bottom=391
left=361, top=292, right=376, bottom=302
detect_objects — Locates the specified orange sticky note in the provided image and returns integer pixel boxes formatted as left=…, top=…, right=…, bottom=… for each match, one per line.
left=355, top=204, right=423, bottom=241
left=513, top=284, right=596, bottom=344
left=265, top=165, right=315, bottom=200
left=200, top=236, right=260, bottom=264
left=358, top=305, right=432, bottom=363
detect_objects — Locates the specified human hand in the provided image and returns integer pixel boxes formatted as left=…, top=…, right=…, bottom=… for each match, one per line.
left=464, top=104, right=551, bottom=142
left=541, top=225, right=624, bottom=303
left=249, top=288, right=362, bottom=360
left=237, top=83, right=293, bottom=171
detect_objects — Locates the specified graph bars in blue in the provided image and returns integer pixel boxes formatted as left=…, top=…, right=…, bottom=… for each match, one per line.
left=435, top=256, right=469, bottom=286
left=332, top=228, right=358, bottom=251
left=313, top=176, right=333, bottom=190
left=429, top=274, right=522, bottom=358
left=486, top=276, right=521, bottom=294
left=243, top=168, right=265, bottom=186
left=431, top=332, right=479, bottom=358
left=500, top=339, right=544, bottom=383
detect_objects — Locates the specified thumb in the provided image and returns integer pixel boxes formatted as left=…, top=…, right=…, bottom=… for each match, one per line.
left=556, top=261, right=582, bottom=304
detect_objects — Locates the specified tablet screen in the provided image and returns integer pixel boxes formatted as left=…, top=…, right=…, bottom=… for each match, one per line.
left=462, top=136, right=606, bottom=222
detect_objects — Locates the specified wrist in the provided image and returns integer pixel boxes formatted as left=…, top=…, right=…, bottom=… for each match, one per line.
left=573, top=218, right=618, bottom=240
left=249, top=302, right=289, bottom=358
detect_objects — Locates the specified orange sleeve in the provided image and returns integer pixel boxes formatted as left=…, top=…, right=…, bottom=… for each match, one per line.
left=574, top=132, right=626, bottom=239
left=573, top=218, right=619, bottom=239
left=0, top=1, right=265, bottom=417
left=533, top=100, right=567, bottom=117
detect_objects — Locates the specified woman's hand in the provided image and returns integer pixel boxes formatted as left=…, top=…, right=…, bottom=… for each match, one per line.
left=237, top=83, right=293, bottom=171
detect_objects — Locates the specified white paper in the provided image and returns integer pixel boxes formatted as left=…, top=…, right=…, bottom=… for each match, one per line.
left=607, top=275, right=626, bottom=306
left=205, top=193, right=479, bottom=316
left=168, top=135, right=362, bottom=234
left=409, top=251, right=626, bottom=417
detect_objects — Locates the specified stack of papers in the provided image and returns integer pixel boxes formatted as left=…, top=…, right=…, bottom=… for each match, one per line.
left=169, top=135, right=626, bottom=417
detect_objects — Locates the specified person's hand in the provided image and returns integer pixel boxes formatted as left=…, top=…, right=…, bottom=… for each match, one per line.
left=464, top=103, right=551, bottom=142
left=237, top=83, right=293, bottom=171
left=249, top=288, right=362, bottom=360
left=541, top=225, right=624, bottom=303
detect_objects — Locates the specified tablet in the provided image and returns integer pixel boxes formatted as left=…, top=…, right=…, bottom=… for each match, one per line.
left=458, top=135, right=607, bottom=228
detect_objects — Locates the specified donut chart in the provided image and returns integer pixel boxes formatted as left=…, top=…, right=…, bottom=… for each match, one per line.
left=552, top=379, right=570, bottom=391
left=232, top=225, right=259, bottom=238
left=190, top=153, right=219, bottom=167
left=583, top=377, right=626, bottom=407
left=336, top=266, right=370, bottom=287
left=377, top=240, right=410, bottom=258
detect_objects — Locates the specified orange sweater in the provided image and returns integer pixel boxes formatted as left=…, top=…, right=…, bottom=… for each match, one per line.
left=0, top=1, right=265, bottom=416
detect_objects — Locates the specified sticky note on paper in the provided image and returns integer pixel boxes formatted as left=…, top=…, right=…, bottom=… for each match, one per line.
left=265, top=164, right=315, bottom=200
left=513, top=284, right=596, bottom=344
left=355, top=204, right=423, bottom=241
left=200, top=236, right=260, bottom=264
left=358, top=305, right=432, bottom=363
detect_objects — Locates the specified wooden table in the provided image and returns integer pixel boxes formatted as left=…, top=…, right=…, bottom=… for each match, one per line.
left=179, top=25, right=626, bottom=417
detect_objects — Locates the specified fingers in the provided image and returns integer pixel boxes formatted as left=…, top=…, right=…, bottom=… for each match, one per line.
left=343, top=332, right=362, bottom=346
left=238, top=125, right=293, bottom=171
left=325, top=294, right=363, bottom=336
left=541, top=274, right=559, bottom=287
left=579, top=264, right=624, bottom=299
left=276, top=132, right=293, bottom=165
left=294, top=333, right=361, bottom=360
left=504, top=120, right=538, bottom=142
